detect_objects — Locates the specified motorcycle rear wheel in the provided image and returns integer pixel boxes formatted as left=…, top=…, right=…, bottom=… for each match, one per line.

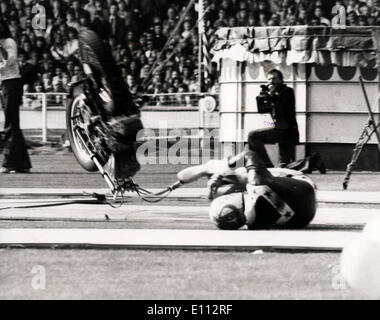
left=66, top=87, right=98, bottom=172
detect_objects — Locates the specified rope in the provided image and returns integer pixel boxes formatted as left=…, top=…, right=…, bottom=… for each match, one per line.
left=135, top=187, right=173, bottom=203
left=142, top=0, right=215, bottom=91
left=0, top=181, right=181, bottom=211
left=142, top=0, right=197, bottom=90
left=0, top=192, right=130, bottom=211
left=0, top=198, right=107, bottom=211
left=129, top=181, right=183, bottom=203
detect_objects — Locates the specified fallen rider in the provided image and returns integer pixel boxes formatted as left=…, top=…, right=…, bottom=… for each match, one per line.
left=177, top=151, right=317, bottom=230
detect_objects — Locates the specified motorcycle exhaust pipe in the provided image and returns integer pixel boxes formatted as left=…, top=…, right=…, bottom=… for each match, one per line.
left=74, top=128, right=117, bottom=194
left=91, top=155, right=116, bottom=194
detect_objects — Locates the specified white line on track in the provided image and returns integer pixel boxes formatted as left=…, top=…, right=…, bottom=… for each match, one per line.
left=0, top=228, right=360, bottom=251
left=1, top=189, right=380, bottom=204
left=0, top=204, right=378, bottom=225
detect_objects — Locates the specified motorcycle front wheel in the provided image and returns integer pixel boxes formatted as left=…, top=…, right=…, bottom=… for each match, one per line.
left=66, top=86, right=98, bottom=172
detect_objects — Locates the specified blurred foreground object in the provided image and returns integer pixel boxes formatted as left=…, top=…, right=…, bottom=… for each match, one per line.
left=341, top=217, right=380, bottom=299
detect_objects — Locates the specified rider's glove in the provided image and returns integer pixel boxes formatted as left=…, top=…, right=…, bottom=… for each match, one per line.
left=207, top=174, right=224, bottom=200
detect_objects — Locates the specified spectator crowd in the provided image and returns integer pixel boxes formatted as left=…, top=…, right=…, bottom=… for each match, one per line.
left=0, top=0, right=380, bottom=105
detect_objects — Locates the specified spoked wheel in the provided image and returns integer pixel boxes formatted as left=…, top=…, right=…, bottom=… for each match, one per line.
left=66, top=88, right=98, bottom=172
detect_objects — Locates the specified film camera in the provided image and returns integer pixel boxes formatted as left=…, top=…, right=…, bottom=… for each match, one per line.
left=256, top=85, right=275, bottom=114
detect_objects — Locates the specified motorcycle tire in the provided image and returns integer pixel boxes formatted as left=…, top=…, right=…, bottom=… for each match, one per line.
left=66, top=85, right=98, bottom=172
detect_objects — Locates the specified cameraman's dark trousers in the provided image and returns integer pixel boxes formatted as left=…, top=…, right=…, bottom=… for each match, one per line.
left=248, top=127, right=297, bottom=168
left=249, top=84, right=299, bottom=168
left=1, top=78, right=31, bottom=171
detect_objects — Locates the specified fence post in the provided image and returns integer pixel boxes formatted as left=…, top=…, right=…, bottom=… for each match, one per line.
left=41, top=93, right=48, bottom=143
left=199, top=96, right=205, bottom=150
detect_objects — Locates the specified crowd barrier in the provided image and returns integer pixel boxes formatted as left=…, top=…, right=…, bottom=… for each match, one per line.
left=0, top=92, right=219, bottom=143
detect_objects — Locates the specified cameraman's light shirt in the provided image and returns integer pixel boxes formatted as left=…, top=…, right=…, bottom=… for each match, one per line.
left=0, top=38, right=21, bottom=82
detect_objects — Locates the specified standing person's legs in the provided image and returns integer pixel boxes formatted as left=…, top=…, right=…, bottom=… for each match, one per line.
left=278, top=142, right=296, bottom=168
left=1, top=79, right=31, bottom=172
left=248, top=128, right=281, bottom=168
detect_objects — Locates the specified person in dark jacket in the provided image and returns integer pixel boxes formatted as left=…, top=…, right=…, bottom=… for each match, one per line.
left=248, top=69, right=300, bottom=168
left=176, top=151, right=317, bottom=230
left=0, top=20, right=31, bottom=173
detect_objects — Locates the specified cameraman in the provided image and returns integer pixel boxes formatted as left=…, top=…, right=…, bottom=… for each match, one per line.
left=248, top=69, right=299, bottom=168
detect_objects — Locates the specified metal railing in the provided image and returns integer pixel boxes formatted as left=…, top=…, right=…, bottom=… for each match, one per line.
left=22, top=93, right=68, bottom=142
left=22, top=92, right=68, bottom=110
left=21, top=92, right=219, bottom=109
left=142, top=92, right=213, bottom=108
left=11, top=92, right=219, bottom=143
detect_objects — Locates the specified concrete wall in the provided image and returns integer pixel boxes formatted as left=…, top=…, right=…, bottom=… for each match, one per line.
left=0, top=106, right=220, bottom=141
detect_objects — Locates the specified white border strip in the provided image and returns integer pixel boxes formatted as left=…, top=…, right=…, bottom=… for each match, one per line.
left=0, top=228, right=359, bottom=251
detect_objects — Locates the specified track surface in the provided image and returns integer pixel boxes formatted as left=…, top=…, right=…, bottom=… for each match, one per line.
left=1, top=153, right=379, bottom=299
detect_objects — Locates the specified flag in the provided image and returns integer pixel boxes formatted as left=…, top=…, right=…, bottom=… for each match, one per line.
left=199, top=0, right=212, bottom=87
left=202, top=30, right=212, bottom=85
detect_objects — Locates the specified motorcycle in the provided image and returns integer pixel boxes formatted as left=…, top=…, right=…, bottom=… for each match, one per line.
left=66, top=29, right=143, bottom=197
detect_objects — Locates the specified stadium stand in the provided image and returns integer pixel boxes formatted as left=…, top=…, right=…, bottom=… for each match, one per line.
left=1, top=0, right=379, bottom=98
